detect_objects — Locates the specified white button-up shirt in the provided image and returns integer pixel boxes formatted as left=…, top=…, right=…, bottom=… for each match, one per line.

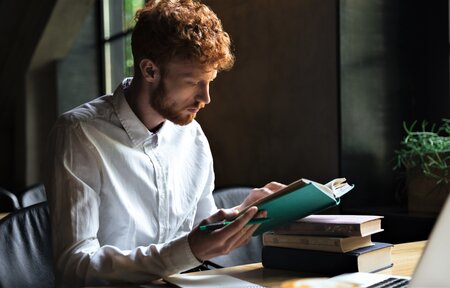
left=45, top=80, right=217, bottom=287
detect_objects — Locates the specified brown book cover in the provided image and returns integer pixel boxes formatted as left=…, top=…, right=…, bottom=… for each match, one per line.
left=272, top=215, right=383, bottom=237
left=263, top=232, right=373, bottom=253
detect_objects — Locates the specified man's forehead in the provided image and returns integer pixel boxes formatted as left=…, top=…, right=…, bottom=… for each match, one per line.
left=165, top=58, right=217, bottom=77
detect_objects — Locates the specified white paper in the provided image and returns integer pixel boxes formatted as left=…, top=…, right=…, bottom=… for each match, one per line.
left=163, top=274, right=264, bottom=288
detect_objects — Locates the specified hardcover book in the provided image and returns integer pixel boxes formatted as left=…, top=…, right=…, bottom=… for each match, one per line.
left=272, top=215, right=383, bottom=237
left=262, top=232, right=373, bottom=253
left=238, top=178, right=354, bottom=236
left=262, top=242, right=393, bottom=276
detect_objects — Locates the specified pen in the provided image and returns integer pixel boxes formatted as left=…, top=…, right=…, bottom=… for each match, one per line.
left=199, top=218, right=271, bottom=232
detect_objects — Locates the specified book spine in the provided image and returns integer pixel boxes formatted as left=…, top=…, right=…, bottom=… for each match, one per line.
left=275, top=223, right=360, bottom=236
left=265, top=233, right=374, bottom=253
left=262, top=246, right=359, bottom=276
left=263, top=234, right=346, bottom=252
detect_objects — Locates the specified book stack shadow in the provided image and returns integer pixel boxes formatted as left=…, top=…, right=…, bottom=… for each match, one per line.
left=261, top=215, right=393, bottom=276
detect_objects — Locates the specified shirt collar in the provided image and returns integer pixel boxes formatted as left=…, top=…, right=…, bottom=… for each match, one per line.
left=113, top=78, right=171, bottom=148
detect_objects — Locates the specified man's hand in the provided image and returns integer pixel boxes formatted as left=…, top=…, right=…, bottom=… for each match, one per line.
left=188, top=181, right=286, bottom=262
left=188, top=206, right=260, bottom=261
left=237, top=181, right=287, bottom=212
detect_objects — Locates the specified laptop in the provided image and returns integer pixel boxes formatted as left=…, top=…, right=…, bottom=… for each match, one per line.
left=332, top=193, right=450, bottom=287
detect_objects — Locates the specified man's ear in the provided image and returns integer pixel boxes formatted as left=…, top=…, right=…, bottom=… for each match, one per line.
left=139, top=59, right=160, bottom=82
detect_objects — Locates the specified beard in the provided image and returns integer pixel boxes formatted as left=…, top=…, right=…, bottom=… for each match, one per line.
left=150, top=80, right=204, bottom=126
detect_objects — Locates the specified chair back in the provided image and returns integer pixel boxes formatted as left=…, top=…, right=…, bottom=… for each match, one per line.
left=0, top=202, right=55, bottom=288
left=210, top=186, right=263, bottom=267
left=20, top=183, right=47, bottom=208
left=0, top=187, right=21, bottom=212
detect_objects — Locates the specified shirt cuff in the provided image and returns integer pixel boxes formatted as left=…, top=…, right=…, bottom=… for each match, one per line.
left=160, top=234, right=202, bottom=276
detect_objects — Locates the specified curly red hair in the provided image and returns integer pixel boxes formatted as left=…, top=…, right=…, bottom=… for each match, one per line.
left=132, top=0, right=235, bottom=75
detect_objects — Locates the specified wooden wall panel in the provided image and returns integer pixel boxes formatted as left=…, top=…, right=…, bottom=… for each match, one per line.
left=199, top=0, right=339, bottom=188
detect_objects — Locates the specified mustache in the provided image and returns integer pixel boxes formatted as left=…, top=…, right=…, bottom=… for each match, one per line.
left=189, top=102, right=205, bottom=110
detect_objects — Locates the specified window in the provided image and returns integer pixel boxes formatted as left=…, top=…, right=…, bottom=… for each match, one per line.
left=101, top=0, right=144, bottom=93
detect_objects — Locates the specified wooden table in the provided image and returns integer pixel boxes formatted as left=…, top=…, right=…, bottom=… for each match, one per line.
left=84, top=241, right=426, bottom=287
left=388, top=240, right=426, bottom=276
left=184, top=241, right=426, bottom=288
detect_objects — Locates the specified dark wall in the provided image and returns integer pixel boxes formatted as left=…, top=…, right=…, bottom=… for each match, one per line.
left=340, top=0, right=450, bottom=210
left=204, top=0, right=449, bottom=210
left=201, top=0, right=340, bottom=188
left=0, top=0, right=57, bottom=191
left=0, top=0, right=96, bottom=192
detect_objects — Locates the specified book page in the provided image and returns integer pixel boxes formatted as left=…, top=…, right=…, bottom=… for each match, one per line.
left=300, top=178, right=353, bottom=198
left=163, top=274, right=264, bottom=288
left=325, top=178, right=354, bottom=198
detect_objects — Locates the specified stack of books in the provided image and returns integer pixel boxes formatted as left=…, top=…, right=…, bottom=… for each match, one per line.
left=261, top=214, right=393, bottom=276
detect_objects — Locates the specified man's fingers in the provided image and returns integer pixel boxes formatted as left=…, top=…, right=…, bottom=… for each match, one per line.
left=255, top=209, right=267, bottom=218
left=221, top=206, right=258, bottom=234
left=189, top=206, right=261, bottom=261
left=229, top=222, right=260, bottom=249
left=219, top=207, right=259, bottom=247
left=202, top=208, right=238, bottom=225
left=264, top=181, right=287, bottom=192
left=240, top=225, right=259, bottom=246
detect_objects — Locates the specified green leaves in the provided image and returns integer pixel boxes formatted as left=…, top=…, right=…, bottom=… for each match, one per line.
left=394, top=119, right=450, bottom=184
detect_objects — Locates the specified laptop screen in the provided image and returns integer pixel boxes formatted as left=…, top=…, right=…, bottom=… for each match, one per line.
left=409, top=192, right=450, bottom=287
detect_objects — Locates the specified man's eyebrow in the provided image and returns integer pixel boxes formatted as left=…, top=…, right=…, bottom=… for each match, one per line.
left=175, top=71, right=198, bottom=78
left=179, top=71, right=217, bottom=80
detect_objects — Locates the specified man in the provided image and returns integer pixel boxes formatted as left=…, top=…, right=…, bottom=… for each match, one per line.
left=46, top=0, right=284, bottom=286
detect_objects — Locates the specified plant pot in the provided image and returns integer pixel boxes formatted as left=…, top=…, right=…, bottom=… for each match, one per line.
left=406, top=168, right=450, bottom=214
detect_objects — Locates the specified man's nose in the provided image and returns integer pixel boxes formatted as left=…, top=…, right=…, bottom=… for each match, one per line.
left=196, top=83, right=211, bottom=105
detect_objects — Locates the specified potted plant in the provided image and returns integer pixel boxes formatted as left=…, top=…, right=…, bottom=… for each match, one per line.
left=394, top=119, right=450, bottom=214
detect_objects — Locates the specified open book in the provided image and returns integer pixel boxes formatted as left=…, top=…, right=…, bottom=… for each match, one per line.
left=238, top=178, right=354, bottom=236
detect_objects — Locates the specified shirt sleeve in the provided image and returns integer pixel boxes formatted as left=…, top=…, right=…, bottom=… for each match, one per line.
left=192, top=126, right=218, bottom=226
left=45, top=120, right=202, bottom=287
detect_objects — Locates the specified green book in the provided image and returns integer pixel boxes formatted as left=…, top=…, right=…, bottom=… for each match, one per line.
left=241, top=178, right=354, bottom=236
